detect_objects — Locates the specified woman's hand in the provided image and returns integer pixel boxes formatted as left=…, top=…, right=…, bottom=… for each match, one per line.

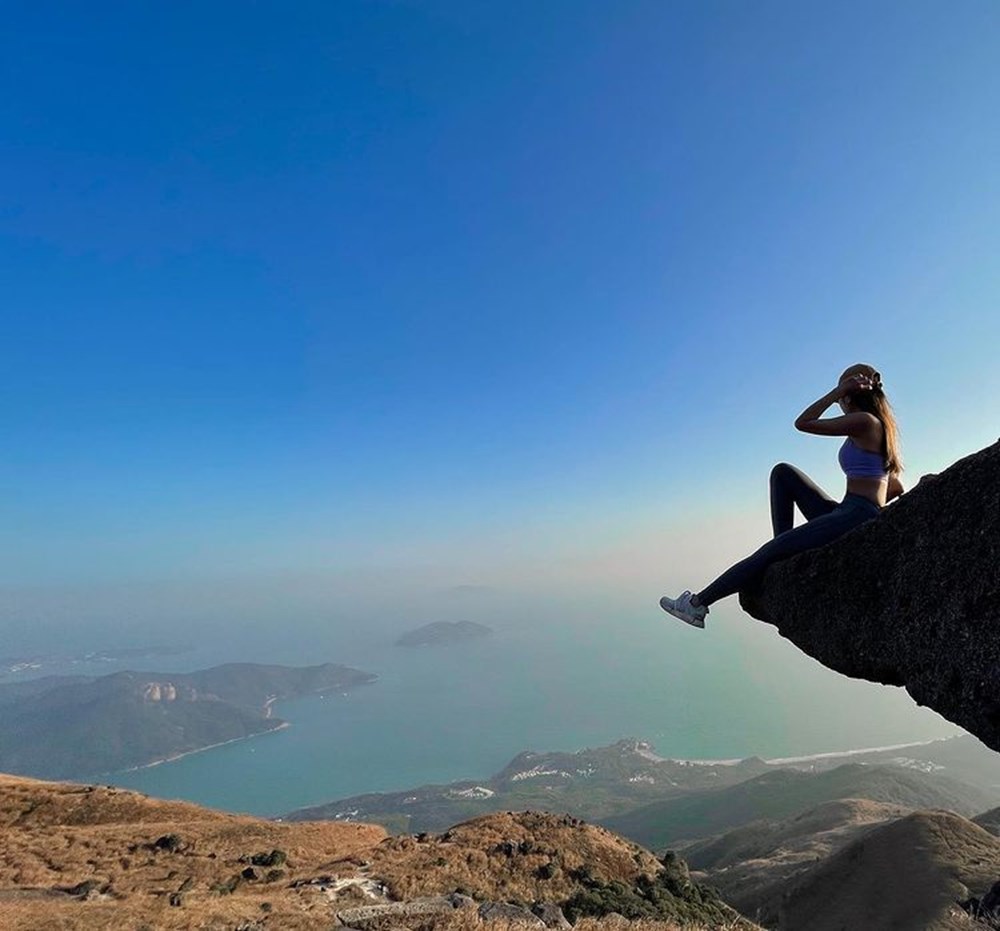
left=838, top=370, right=882, bottom=397
left=837, top=372, right=875, bottom=396
left=795, top=380, right=881, bottom=437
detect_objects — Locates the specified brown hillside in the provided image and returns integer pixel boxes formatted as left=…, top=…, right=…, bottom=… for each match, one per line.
left=346, top=810, right=666, bottom=903
left=0, top=772, right=233, bottom=828
left=0, top=773, right=385, bottom=930
left=679, top=798, right=910, bottom=925
left=779, top=810, right=1000, bottom=931
left=0, top=775, right=755, bottom=931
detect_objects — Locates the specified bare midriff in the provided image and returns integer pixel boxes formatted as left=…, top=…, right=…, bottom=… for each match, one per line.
left=846, top=476, right=887, bottom=507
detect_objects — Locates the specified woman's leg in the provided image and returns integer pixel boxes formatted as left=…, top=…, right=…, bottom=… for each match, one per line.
left=769, top=462, right=838, bottom=536
left=696, top=503, right=875, bottom=607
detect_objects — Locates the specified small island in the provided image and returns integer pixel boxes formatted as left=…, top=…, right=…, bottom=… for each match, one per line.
left=395, top=620, right=493, bottom=647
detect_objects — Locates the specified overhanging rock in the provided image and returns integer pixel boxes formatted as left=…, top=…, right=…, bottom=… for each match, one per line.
left=739, top=440, right=1000, bottom=752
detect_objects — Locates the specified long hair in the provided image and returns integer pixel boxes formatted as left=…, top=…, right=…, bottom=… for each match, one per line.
left=841, top=363, right=903, bottom=475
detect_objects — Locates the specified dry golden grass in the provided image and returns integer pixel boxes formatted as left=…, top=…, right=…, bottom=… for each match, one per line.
left=343, top=811, right=664, bottom=904
left=0, top=773, right=234, bottom=829
left=433, top=916, right=749, bottom=931
left=0, top=906, right=748, bottom=931
left=0, top=776, right=756, bottom=930
left=0, top=773, right=385, bottom=930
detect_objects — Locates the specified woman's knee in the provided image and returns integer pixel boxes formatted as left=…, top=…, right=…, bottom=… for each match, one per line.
left=770, top=462, right=795, bottom=486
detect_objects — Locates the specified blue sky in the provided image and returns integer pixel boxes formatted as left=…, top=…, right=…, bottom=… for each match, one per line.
left=3, top=1, right=1000, bottom=594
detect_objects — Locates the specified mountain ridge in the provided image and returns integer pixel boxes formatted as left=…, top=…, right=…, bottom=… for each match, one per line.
left=778, top=810, right=1000, bottom=930
left=600, top=763, right=996, bottom=849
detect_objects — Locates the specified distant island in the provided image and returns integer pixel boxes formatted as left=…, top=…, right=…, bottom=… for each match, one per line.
left=0, top=644, right=195, bottom=676
left=395, top=620, right=493, bottom=647
left=0, top=662, right=376, bottom=780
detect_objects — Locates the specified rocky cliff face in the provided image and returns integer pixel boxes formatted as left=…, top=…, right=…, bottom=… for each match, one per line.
left=142, top=681, right=197, bottom=702
left=740, top=440, right=1000, bottom=752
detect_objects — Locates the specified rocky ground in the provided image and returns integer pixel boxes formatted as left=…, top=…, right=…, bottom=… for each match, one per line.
left=0, top=773, right=754, bottom=931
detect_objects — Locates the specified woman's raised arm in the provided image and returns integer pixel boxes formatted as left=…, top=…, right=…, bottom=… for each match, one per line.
left=794, top=374, right=880, bottom=438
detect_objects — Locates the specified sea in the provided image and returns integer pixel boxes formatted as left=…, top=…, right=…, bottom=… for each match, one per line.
left=5, top=586, right=960, bottom=817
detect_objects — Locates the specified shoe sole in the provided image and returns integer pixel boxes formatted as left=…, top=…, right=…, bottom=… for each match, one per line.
left=659, top=596, right=705, bottom=629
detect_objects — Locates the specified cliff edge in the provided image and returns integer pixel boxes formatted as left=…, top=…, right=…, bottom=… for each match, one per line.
left=739, top=440, right=1000, bottom=752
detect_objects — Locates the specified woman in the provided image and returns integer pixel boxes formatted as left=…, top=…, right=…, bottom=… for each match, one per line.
left=659, top=363, right=904, bottom=629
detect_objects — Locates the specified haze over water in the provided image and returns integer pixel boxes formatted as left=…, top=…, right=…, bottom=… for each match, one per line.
left=12, top=581, right=953, bottom=817
left=3, top=1, right=995, bottom=821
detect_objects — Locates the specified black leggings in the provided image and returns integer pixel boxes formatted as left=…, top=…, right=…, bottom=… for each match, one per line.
left=696, top=463, right=880, bottom=607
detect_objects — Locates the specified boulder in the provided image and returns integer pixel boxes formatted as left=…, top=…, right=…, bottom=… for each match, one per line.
left=337, top=896, right=458, bottom=929
left=531, top=902, right=572, bottom=928
left=478, top=902, right=546, bottom=925
left=740, top=441, right=1000, bottom=751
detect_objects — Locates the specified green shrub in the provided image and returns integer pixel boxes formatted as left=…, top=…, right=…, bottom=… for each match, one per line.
left=561, top=854, right=731, bottom=925
left=249, top=849, right=287, bottom=867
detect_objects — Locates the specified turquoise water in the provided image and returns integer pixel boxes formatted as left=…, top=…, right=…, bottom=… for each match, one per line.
left=101, top=591, right=959, bottom=816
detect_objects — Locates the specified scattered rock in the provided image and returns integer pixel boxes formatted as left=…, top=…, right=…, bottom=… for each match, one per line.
left=962, top=878, right=1000, bottom=923
left=447, top=893, right=476, bottom=909
left=290, top=874, right=334, bottom=888
left=62, top=879, right=101, bottom=898
left=152, top=833, right=184, bottom=853
left=478, top=902, right=546, bottom=925
left=337, top=896, right=459, bottom=929
left=531, top=902, right=572, bottom=928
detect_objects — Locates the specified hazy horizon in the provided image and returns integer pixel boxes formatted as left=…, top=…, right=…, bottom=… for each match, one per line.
left=3, top=2, right=998, bottom=799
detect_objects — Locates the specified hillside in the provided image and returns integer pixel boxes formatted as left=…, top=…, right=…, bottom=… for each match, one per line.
left=600, top=763, right=996, bottom=850
left=778, top=810, right=1000, bottom=930
left=0, top=662, right=375, bottom=778
left=679, top=798, right=911, bottom=925
left=739, top=440, right=1000, bottom=752
left=974, top=805, right=1000, bottom=836
left=287, top=737, right=1000, bottom=839
left=0, top=772, right=755, bottom=931
left=286, top=739, right=773, bottom=831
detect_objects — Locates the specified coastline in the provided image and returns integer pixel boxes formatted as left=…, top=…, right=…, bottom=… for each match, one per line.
left=765, top=737, right=947, bottom=766
left=666, top=736, right=956, bottom=768
left=116, top=720, right=291, bottom=774
left=107, top=727, right=970, bottom=820
left=120, top=733, right=960, bottom=778
left=111, top=682, right=367, bottom=777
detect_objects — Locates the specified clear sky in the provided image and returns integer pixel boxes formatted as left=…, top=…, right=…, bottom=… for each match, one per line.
left=3, top=0, right=999, bottom=605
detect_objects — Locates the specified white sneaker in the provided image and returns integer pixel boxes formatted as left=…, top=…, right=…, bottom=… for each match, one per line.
left=659, top=591, right=707, bottom=629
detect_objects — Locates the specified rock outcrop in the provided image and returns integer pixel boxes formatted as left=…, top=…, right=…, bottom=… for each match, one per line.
left=740, top=440, right=1000, bottom=751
